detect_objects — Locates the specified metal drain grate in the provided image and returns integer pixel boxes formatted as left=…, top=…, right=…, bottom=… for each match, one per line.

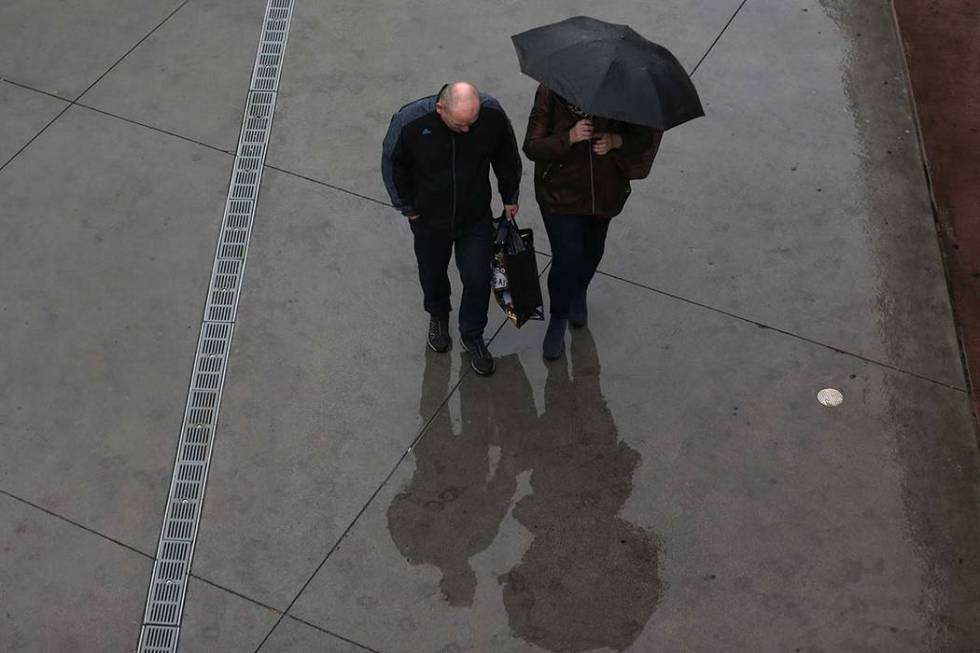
left=138, top=0, right=294, bottom=650
left=139, top=322, right=234, bottom=637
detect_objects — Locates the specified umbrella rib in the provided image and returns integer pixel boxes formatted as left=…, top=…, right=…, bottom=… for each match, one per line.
left=585, top=56, right=623, bottom=110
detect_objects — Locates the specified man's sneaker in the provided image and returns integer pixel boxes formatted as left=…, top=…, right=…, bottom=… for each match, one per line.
left=570, top=291, right=588, bottom=328
left=542, top=318, right=567, bottom=361
left=427, top=315, right=451, bottom=352
left=461, top=336, right=495, bottom=376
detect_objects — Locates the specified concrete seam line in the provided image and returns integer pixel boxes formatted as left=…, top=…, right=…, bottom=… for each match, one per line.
left=594, top=268, right=968, bottom=393
left=135, top=2, right=295, bottom=651
left=0, top=488, right=154, bottom=561
left=0, top=1, right=190, bottom=177
left=0, top=104, right=72, bottom=174
left=74, top=0, right=193, bottom=105
left=0, top=487, right=294, bottom=621
left=0, top=77, right=71, bottom=103
left=690, top=0, right=750, bottom=77
left=284, top=615, right=384, bottom=653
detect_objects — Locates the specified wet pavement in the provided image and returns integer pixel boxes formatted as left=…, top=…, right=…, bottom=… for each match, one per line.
left=2, top=0, right=979, bottom=651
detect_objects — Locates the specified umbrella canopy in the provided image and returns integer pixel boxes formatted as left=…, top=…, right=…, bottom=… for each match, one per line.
left=512, top=16, right=704, bottom=130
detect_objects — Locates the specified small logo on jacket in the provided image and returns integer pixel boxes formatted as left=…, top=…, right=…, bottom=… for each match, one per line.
left=421, top=127, right=432, bottom=135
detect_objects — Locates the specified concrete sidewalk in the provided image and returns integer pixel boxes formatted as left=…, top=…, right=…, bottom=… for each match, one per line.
left=1, top=0, right=978, bottom=651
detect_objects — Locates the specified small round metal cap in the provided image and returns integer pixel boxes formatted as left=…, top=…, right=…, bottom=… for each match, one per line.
left=817, top=388, right=844, bottom=407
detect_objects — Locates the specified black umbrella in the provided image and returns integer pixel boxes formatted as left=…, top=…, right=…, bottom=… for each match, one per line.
left=511, top=16, right=704, bottom=130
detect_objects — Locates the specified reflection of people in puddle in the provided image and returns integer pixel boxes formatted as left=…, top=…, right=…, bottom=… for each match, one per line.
left=388, top=332, right=660, bottom=651
left=387, top=350, right=536, bottom=606
left=500, top=329, right=661, bottom=652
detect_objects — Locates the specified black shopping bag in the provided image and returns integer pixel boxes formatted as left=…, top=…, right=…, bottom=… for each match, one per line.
left=492, top=215, right=545, bottom=328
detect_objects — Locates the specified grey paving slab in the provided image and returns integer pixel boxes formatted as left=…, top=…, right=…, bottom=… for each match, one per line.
left=290, top=272, right=980, bottom=652
left=0, top=104, right=233, bottom=552
left=597, top=0, right=963, bottom=387
left=0, top=0, right=185, bottom=99
left=262, top=617, right=374, bottom=653
left=83, top=0, right=269, bottom=152
left=265, top=0, right=742, bottom=207
left=190, top=171, right=470, bottom=607
left=0, top=82, right=67, bottom=166
left=0, top=494, right=149, bottom=651
left=178, top=578, right=280, bottom=652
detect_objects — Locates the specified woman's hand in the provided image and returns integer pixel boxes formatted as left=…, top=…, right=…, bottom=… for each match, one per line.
left=569, top=119, right=594, bottom=144
left=592, top=133, right=623, bottom=156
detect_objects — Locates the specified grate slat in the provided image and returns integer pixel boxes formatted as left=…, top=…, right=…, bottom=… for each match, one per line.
left=138, top=625, right=179, bottom=653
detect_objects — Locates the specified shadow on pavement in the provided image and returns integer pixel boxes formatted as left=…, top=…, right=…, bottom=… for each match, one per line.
left=388, top=330, right=661, bottom=652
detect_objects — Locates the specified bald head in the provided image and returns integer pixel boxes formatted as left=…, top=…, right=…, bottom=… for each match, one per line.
left=436, top=82, right=480, bottom=133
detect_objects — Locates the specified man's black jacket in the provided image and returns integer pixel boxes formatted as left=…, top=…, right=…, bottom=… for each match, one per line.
left=382, top=92, right=522, bottom=233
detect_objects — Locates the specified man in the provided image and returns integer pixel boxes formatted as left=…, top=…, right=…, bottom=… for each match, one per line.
left=382, top=82, right=522, bottom=376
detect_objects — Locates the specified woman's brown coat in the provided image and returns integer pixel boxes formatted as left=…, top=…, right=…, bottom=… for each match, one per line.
left=523, top=84, right=660, bottom=218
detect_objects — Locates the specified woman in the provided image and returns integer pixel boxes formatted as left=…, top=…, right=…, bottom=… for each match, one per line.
left=523, top=84, right=660, bottom=360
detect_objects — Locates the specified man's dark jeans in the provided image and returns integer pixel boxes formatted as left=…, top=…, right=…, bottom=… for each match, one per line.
left=410, top=219, right=494, bottom=339
left=542, top=212, right=611, bottom=318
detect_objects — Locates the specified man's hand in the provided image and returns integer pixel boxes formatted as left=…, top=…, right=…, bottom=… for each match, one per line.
left=569, top=119, right=594, bottom=144
left=503, top=204, right=519, bottom=221
left=592, top=133, right=623, bottom=156
left=406, top=214, right=420, bottom=221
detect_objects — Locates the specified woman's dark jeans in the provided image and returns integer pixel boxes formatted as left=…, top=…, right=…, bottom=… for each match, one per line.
left=542, top=212, right=611, bottom=319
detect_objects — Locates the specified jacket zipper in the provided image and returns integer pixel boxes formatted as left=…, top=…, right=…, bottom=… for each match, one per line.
left=451, top=135, right=457, bottom=233
left=588, top=141, right=596, bottom=215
